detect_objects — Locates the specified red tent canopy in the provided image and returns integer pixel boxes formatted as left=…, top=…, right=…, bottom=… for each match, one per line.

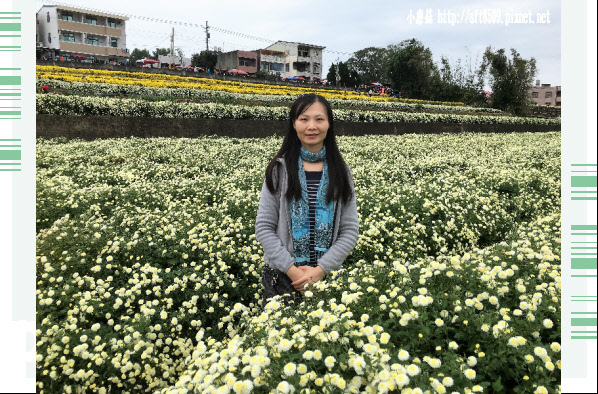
left=71, top=54, right=87, bottom=59
left=143, top=58, right=160, bottom=64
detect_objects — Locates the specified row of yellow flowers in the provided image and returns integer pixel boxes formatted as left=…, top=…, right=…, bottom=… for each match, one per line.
left=36, top=65, right=466, bottom=106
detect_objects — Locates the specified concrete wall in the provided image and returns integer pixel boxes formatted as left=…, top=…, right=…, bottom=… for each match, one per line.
left=37, top=115, right=560, bottom=140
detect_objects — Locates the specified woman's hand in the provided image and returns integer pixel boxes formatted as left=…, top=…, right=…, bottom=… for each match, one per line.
left=291, top=266, right=325, bottom=292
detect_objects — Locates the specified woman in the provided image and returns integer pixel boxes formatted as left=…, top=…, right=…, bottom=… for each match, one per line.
left=255, top=94, right=359, bottom=306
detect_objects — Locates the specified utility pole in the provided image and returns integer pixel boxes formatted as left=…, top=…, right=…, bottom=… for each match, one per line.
left=204, top=21, right=210, bottom=72
left=169, top=28, right=175, bottom=70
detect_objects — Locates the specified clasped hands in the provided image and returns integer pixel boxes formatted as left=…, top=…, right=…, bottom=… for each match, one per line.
left=287, top=265, right=325, bottom=293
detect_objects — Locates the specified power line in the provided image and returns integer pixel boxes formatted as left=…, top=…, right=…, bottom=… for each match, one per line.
left=35, top=0, right=354, bottom=56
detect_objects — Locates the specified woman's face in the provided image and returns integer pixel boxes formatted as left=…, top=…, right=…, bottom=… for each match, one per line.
left=294, top=101, right=329, bottom=153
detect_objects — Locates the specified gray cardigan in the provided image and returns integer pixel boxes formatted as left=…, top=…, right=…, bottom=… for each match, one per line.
left=255, top=157, right=359, bottom=275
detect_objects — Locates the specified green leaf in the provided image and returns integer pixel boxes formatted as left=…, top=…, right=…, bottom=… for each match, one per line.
left=492, top=376, right=504, bottom=392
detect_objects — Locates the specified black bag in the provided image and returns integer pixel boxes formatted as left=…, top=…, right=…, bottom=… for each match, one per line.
left=261, top=265, right=303, bottom=307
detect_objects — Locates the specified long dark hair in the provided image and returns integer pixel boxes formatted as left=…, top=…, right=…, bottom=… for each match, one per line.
left=265, top=93, right=352, bottom=204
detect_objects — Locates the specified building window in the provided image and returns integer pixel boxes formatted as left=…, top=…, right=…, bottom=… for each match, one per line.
left=531, top=92, right=538, bottom=98
left=61, top=12, right=73, bottom=21
left=87, top=35, right=99, bottom=46
left=238, top=58, right=255, bottom=67
left=557, top=91, right=561, bottom=97
left=85, top=16, right=97, bottom=25
left=313, top=64, right=319, bottom=73
left=545, top=91, right=552, bottom=98
left=63, top=32, right=75, bottom=42
left=297, top=47, right=309, bottom=57
left=285, top=63, right=289, bottom=72
left=48, top=33, right=51, bottom=43
left=545, top=102, right=551, bottom=106
left=47, top=12, right=50, bottom=23
left=111, top=38, right=118, bottom=48
left=108, top=19, right=117, bottom=28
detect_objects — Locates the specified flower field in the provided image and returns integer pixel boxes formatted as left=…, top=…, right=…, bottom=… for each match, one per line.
left=36, top=133, right=561, bottom=393
left=35, top=77, right=504, bottom=114
left=36, top=66, right=463, bottom=106
left=36, top=66, right=561, bottom=128
left=36, top=94, right=559, bottom=126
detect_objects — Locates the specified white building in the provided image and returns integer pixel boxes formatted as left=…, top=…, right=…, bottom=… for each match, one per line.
left=36, top=4, right=129, bottom=64
left=264, top=41, right=325, bottom=80
left=157, top=55, right=192, bottom=68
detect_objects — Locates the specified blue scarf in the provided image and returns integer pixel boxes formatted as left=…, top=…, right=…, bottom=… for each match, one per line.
left=291, top=146, right=335, bottom=264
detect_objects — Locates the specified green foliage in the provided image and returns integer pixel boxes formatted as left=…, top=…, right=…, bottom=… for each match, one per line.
left=151, top=48, right=170, bottom=61
left=254, top=70, right=281, bottom=81
left=336, top=61, right=360, bottom=87
left=387, top=38, right=437, bottom=99
left=129, top=48, right=151, bottom=65
left=347, top=46, right=391, bottom=84
left=191, top=50, right=218, bottom=73
left=482, top=48, right=538, bottom=116
left=326, top=63, right=337, bottom=84
left=430, top=56, right=487, bottom=105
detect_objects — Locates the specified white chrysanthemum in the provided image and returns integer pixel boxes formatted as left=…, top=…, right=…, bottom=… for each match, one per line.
left=395, top=373, right=410, bottom=387
left=406, top=364, right=420, bottom=376
left=534, top=347, right=547, bottom=358
left=276, top=381, right=291, bottom=394
left=324, top=356, right=336, bottom=368
left=283, top=363, right=296, bottom=377
left=380, top=332, right=390, bottom=344
left=464, top=368, right=476, bottom=380
left=535, top=386, right=548, bottom=394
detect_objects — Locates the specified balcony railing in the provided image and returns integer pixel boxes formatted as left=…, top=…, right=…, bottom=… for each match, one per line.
left=58, top=20, right=122, bottom=38
left=59, top=41, right=129, bottom=57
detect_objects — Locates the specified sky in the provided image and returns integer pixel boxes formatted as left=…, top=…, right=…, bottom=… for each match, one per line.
left=35, top=0, right=561, bottom=86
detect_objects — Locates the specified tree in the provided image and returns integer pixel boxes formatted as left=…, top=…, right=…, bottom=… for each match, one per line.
left=151, top=48, right=170, bottom=61
left=482, top=47, right=537, bottom=116
left=347, top=47, right=390, bottom=84
left=191, top=51, right=218, bottom=73
left=327, top=64, right=337, bottom=84
left=431, top=56, right=477, bottom=103
left=387, top=38, right=437, bottom=99
left=129, top=48, right=150, bottom=65
left=337, top=61, right=360, bottom=87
